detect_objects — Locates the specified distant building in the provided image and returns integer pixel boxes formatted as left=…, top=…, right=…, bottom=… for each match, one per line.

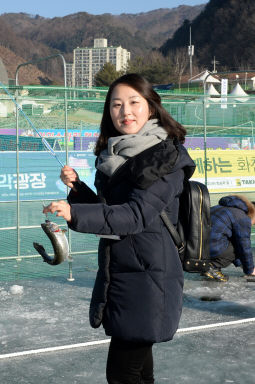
left=0, top=58, right=8, bottom=85
left=66, top=63, right=74, bottom=87
left=248, top=76, right=255, bottom=90
left=70, top=38, right=130, bottom=88
left=0, top=102, right=8, bottom=117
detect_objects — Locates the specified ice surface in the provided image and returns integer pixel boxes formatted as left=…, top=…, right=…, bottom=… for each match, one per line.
left=0, top=258, right=255, bottom=383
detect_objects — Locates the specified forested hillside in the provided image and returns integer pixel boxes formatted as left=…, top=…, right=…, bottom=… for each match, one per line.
left=160, top=0, right=255, bottom=70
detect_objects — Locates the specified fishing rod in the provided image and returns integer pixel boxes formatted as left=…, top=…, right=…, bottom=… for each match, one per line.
left=0, top=82, right=78, bottom=272
left=0, top=81, right=64, bottom=167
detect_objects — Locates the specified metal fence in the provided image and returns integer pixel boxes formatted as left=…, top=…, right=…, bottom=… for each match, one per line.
left=0, top=83, right=255, bottom=281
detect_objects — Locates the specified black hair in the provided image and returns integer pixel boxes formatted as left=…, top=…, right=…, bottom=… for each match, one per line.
left=94, top=73, right=186, bottom=155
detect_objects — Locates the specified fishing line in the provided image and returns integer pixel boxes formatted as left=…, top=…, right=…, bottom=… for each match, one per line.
left=0, top=81, right=64, bottom=167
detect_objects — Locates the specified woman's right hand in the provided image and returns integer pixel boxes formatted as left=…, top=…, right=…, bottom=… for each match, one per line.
left=60, top=165, right=80, bottom=191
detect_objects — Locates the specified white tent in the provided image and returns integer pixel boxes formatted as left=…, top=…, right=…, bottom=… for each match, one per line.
left=206, top=83, right=220, bottom=96
left=190, top=70, right=220, bottom=84
left=230, top=83, right=248, bottom=96
left=230, top=83, right=249, bottom=102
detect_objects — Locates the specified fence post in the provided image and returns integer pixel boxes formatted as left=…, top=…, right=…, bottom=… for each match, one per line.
left=15, top=89, right=21, bottom=259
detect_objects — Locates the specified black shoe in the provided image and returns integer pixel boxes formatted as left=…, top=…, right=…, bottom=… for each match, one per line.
left=202, top=266, right=229, bottom=282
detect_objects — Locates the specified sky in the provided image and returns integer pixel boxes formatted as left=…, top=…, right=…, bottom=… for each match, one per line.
left=1, top=0, right=207, bottom=18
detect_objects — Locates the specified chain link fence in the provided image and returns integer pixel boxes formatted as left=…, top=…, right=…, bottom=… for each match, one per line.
left=0, top=83, right=255, bottom=280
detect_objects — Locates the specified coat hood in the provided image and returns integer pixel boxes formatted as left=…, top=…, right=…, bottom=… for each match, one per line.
left=219, top=195, right=248, bottom=214
left=173, top=142, right=196, bottom=180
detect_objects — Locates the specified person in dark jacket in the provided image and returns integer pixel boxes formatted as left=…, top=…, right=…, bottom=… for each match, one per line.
left=203, top=195, right=255, bottom=282
left=43, top=73, right=195, bottom=384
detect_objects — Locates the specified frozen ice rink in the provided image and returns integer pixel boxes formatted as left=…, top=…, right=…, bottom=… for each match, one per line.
left=0, top=254, right=255, bottom=384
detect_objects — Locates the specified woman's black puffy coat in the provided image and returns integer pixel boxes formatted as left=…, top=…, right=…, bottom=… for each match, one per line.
left=68, top=139, right=195, bottom=343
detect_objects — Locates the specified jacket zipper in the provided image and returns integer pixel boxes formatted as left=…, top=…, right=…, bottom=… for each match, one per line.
left=198, top=184, right=203, bottom=260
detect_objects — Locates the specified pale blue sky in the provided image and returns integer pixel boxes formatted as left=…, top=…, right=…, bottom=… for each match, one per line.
left=1, top=0, right=207, bottom=18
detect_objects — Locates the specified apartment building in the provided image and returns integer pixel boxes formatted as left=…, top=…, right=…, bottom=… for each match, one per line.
left=69, top=38, right=130, bottom=88
left=65, top=63, right=74, bottom=87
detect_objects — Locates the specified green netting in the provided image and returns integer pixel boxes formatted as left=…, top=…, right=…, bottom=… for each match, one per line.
left=0, top=84, right=255, bottom=281
left=0, top=253, right=98, bottom=282
left=0, top=135, right=60, bottom=151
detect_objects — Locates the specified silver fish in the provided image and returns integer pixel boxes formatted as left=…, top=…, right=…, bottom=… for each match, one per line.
left=33, top=220, right=70, bottom=265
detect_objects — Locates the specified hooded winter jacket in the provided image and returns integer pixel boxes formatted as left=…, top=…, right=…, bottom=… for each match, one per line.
left=210, top=195, right=254, bottom=275
left=68, top=138, right=195, bottom=343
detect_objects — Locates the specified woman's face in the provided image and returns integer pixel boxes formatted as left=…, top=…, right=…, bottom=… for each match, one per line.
left=110, top=84, right=151, bottom=135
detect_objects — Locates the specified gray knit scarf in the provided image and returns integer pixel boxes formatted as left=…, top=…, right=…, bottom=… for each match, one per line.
left=96, top=119, right=168, bottom=177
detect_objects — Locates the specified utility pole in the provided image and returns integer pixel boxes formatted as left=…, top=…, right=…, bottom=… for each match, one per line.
left=211, top=56, right=219, bottom=73
left=188, top=26, right=194, bottom=79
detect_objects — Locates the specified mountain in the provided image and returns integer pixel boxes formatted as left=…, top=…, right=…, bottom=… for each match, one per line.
left=0, top=5, right=205, bottom=84
left=0, top=45, right=51, bottom=85
left=160, top=0, right=255, bottom=70
left=0, top=16, right=59, bottom=84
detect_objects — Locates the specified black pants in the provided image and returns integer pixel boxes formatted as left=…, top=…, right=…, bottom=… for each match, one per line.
left=211, top=242, right=237, bottom=269
left=106, top=337, right=154, bottom=384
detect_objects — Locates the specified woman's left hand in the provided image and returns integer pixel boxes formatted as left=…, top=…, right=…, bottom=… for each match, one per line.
left=43, top=201, right=71, bottom=222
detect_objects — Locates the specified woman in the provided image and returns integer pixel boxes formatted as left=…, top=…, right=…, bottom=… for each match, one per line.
left=43, top=73, right=195, bottom=383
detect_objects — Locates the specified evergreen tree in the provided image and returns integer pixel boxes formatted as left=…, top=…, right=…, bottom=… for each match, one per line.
left=94, top=62, right=122, bottom=86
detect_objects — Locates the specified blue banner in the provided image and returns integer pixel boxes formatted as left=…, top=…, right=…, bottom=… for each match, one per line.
left=0, top=151, right=96, bottom=202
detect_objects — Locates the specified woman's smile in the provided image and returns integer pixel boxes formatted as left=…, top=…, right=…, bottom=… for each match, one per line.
left=122, top=119, right=135, bottom=125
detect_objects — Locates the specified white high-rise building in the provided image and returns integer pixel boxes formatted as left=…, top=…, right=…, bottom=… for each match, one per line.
left=65, top=63, right=74, bottom=87
left=72, top=38, right=130, bottom=88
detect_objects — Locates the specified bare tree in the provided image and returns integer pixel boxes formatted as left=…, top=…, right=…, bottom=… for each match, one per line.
left=168, top=48, right=189, bottom=89
left=233, top=54, right=253, bottom=72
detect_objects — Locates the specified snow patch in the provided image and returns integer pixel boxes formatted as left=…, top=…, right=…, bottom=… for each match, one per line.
left=9, top=285, right=24, bottom=295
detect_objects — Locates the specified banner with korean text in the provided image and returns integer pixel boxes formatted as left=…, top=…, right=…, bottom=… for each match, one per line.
left=0, top=151, right=96, bottom=202
left=1, top=149, right=255, bottom=201
left=190, top=149, right=255, bottom=192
